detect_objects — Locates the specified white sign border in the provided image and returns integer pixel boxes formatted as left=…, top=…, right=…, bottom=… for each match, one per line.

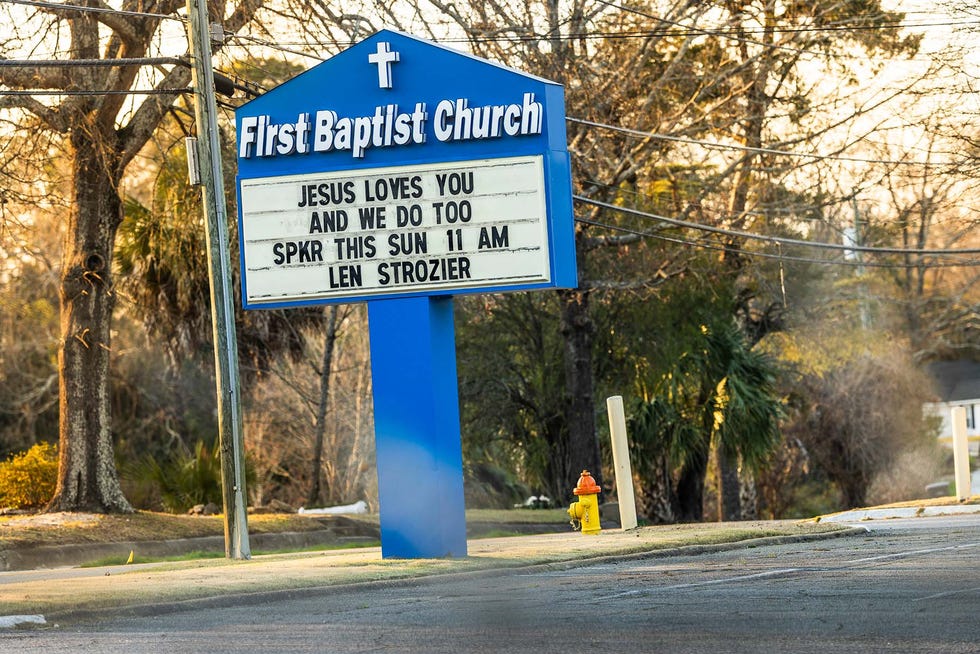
left=239, top=154, right=552, bottom=306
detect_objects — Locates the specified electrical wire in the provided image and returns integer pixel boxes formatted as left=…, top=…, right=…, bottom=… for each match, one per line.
left=227, top=14, right=980, bottom=50
left=0, top=80, right=948, bottom=178
left=0, top=57, right=186, bottom=67
left=226, top=7, right=980, bottom=53
left=215, top=38, right=957, bottom=170
left=2, top=0, right=971, bottom=58
left=573, top=215, right=980, bottom=269
left=593, top=0, right=815, bottom=56
left=575, top=195, right=980, bottom=258
left=0, top=89, right=189, bottom=96
left=0, top=0, right=185, bottom=21
left=579, top=176, right=868, bottom=223
left=574, top=215, right=845, bottom=267
left=567, top=117, right=951, bottom=168
left=594, top=0, right=980, bottom=38
left=231, top=34, right=327, bottom=62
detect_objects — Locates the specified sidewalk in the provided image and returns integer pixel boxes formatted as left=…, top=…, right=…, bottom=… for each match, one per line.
left=817, top=502, right=980, bottom=522
left=1, top=521, right=852, bottom=626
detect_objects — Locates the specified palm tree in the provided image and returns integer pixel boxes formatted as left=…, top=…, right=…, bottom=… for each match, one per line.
left=630, top=320, right=783, bottom=522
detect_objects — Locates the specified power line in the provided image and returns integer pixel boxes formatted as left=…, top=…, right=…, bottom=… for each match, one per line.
left=228, top=14, right=980, bottom=51
left=231, top=34, right=327, bottom=62
left=579, top=176, right=866, bottom=222
left=0, top=12, right=968, bottom=264
left=0, top=77, right=947, bottom=173
left=575, top=195, right=980, bottom=258
left=574, top=215, right=847, bottom=267
left=594, top=0, right=980, bottom=38
left=573, top=215, right=980, bottom=269
left=567, top=117, right=950, bottom=168
left=5, top=0, right=956, bottom=69
left=0, top=88, right=189, bottom=96
left=594, top=0, right=813, bottom=55
left=214, top=31, right=952, bottom=171
left=0, top=57, right=186, bottom=67
left=0, top=0, right=185, bottom=21
left=0, top=57, right=247, bottom=97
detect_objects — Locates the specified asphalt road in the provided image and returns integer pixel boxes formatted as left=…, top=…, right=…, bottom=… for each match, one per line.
left=4, top=514, right=979, bottom=653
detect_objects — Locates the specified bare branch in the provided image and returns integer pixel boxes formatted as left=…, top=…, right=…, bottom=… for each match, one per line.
left=581, top=233, right=642, bottom=249
left=0, top=95, right=68, bottom=131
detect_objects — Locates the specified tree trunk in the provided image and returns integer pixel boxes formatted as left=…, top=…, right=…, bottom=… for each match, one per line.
left=677, top=379, right=718, bottom=522
left=641, top=454, right=676, bottom=524
left=308, top=305, right=339, bottom=506
left=718, top=446, right=741, bottom=521
left=739, top=463, right=758, bottom=520
left=47, top=124, right=132, bottom=513
left=558, top=289, right=602, bottom=496
left=675, top=448, right=707, bottom=522
left=840, top=475, right=868, bottom=510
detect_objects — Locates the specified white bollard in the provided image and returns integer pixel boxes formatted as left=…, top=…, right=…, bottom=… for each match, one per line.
left=607, top=395, right=638, bottom=530
left=951, top=406, right=972, bottom=501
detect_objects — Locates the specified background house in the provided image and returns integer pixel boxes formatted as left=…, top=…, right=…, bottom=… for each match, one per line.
left=923, top=360, right=980, bottom=457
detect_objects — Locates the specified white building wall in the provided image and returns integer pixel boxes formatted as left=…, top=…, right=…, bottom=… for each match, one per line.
left=924, top=401, right=980, bottom=456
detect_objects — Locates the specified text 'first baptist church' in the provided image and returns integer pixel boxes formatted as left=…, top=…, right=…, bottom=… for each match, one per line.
left=239, top=43, right=545, bottom=161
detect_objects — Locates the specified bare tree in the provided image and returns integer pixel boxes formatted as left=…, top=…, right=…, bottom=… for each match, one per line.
left=307, top=304, right=342, bottom=506
left=245, top=306, right=376, bottom=509
left=791, top=349, right=937, bottom=509
left=0, top=208, right=62, bottom=455
left=874, top=118, right=980, bottom=362
left=0, top=0, right=264, bottom=512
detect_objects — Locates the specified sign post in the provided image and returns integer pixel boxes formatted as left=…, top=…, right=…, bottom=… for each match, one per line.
left=368, top=296, right=466, bottom=556
left=235, top=30, right=576, bottom=558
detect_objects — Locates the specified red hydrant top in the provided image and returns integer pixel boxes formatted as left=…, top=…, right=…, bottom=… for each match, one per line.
left=573, top=470, right=601, bottom=496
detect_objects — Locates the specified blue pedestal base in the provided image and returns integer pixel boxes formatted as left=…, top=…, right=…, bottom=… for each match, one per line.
left=368, top=296, right=468, bottom=558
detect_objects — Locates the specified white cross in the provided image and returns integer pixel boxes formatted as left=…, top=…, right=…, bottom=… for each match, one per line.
left=368, top=42, right=400, bottom=89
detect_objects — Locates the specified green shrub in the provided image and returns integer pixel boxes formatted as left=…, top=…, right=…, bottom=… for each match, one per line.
left=139, top=441, right=224, bottom=514
left=123, top=440, right=258, bottom=514
left=0, top=442, right=58, bottom=509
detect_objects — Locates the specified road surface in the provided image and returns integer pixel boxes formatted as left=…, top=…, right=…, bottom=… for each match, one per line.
left=3, top=514, right=978, bottom=653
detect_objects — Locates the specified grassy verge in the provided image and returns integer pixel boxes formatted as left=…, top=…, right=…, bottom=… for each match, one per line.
left=0, top=508, right=567, bottom=551
left=0, top=511, right=333, bottom=549
left=466, top=508, right=568, bottom=523
left=80, top=539, right=383, bottom=568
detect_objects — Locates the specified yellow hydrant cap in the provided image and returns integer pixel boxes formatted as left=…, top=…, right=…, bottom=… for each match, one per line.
left=573, top=470, right=601, bottom=496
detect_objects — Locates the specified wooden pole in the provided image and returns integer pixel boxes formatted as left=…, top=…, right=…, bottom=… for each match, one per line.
left=185, top=0, right=250, bottom=559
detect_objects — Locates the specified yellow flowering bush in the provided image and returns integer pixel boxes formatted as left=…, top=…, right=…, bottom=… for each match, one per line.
left=0, top=442, right=58, bottom=509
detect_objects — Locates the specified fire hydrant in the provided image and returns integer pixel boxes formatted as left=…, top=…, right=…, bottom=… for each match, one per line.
left=567, top=469, right=602, bottom=535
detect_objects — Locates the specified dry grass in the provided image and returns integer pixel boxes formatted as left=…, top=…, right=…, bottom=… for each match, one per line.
left=0, top=511, right=332, bottom=549
left=466, top=508, right=569, bottom=523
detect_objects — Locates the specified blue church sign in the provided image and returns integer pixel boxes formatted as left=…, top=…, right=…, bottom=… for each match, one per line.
left=236, top=30, right=576, bottom=558
left=236, top=31, right=575, bottom=307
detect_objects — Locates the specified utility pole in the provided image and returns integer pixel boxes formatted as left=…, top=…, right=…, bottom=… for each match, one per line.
left=851, top=197, right=871, bottom=330
left=185, top=0, right=251, bottom=559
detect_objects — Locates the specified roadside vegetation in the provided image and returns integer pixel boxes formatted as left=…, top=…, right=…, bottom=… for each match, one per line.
left=0, top=0, right=975, bottom=524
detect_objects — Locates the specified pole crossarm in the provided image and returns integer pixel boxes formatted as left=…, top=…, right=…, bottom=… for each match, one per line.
left=0, top=57, right=187, bottom=67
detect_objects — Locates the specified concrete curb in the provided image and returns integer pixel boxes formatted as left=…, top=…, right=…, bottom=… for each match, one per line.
left=0, top=614, right=46, bottom=629
left=816, top=503, right=980, bottom=523
left=42, top=526, right=865, bottom=626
